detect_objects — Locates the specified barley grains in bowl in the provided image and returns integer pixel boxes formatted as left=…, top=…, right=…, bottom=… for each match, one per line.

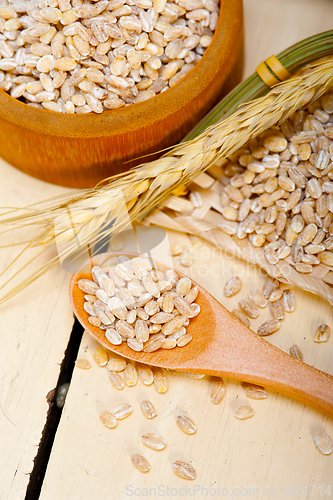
left=0, top=0, right=222, bottom=112
left=0, top=0, right=243, bottom=187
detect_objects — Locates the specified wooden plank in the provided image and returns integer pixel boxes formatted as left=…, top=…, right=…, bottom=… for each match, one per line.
left=40, top=232, right=333, bottom=500
left=0, top=159, right=74, bottom=499
left=40, top=1, right=333, bottom=498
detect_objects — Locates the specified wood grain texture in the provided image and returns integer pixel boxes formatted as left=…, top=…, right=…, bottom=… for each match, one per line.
left=0, top=161, right=74, bottom=499
left=0, top=0, right=243, bottom=188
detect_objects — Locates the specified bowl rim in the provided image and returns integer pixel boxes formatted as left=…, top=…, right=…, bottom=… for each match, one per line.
left=0, top=0, right=243, bottom=137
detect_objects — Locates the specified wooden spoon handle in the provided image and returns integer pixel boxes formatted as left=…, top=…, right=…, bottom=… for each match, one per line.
left=224, top=349, right=333, bottom=418
left=200, top=306, right=333, bottom=418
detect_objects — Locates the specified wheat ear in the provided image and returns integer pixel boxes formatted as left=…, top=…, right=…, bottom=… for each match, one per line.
left=1, top=57, right=333, bottom=303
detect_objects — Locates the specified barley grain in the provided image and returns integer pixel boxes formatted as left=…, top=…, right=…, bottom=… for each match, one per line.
left=176, top=333, right=192, bottom=347
left=232, top=309, right=250, bottom=327
left=108, top=296, right=128, bottom=319
left=142, top=433, right=166, bottom=450
left=176, top=414, right=196, bottom=434
left=248, top=289, right=267, bottom=307
left=168, top=327, right=187, bottom=340
left=162, top=315, right=187, bottom=335
left=123, top=363, right=138, bottom=386
left=242, top=382, right=268, bottom=399
left=78, top=279, right=99, bottom=294
left=137, top=365, right=154, bottom=385
left=269, top=300, right=284, bottom=320
left=134, top=319, right=149, bottom=342
left=113, top=403, right=133, bottom=419
left=172, top=461, right=196, bottom=480
left=282, top=291, right=296, bottom=312
left=162, top=293, right=174, bottom=313
left=318, top=251, right=333, bottom=266
left=161, top=338, right=176, bottom=349
left=210, top=377, right=226, bottom=403
left=264, top=248, right=279, bottom=265
left=269, top=289, right=283, bottom=302
left=131, top=454, right=151, bottom=472
left=290, top=344, right=303, bottom=361
left=75, top=358, right=91, bottom=369
left=107, top=357, right=127, bottom=372
left=93, top=347, right=108, bottom=366
left=150, top=311, right=174, bottom=323
left=135, top=294, right=152, bottom=308
left=314, top=324, right=330, bottom=342
left=257, top=319, right=280, bottom=336
left=295, top=263, right=313, bottom=273
left=184, top=286, right=199, bottom=304
left=84, top=301, right=96, bottom=316
left=223, top=276, right=242, bottom=297
left=239, top=298, right=259, bottom=319
left=99, top=410, right=117, bottom=428
left=179, top=251, right=193, bottom=267
left=126, top=309, right=137, bottom=324
left=141, top=400, right=157, bottom=418
left=143, top=336, right=165, bottom=352
left=153, top=369, right=168, bottom=393
left=88, top=316, right=101, bottom=327
left=176, top=276, right=192, bottom=295
left=105, top=327, right=123, bottom=345
left=314, top=431, right=333, bottom=455
left=149, top=323, right=162, bottom=333
left=109, top=371, right=125, bottom=390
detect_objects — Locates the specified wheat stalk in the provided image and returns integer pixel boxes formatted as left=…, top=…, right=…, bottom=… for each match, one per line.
left=1, top=57, right=333, bottom=303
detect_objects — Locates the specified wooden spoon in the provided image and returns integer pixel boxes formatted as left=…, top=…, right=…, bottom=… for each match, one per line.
left=69, top=252, right=333, bottom=418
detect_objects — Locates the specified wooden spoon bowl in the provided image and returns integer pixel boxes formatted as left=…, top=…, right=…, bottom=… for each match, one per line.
left=69, top=252, right=333, bottom=418
left=0, top=0, right=243, bottom=188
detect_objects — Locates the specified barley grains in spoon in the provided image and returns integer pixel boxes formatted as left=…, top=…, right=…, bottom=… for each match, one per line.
left=69, top=252, right=333, bottom=418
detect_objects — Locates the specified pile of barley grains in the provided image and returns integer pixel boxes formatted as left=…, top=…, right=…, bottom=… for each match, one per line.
left=223, top=274, right=296, bottom=335
left=0, top=0, right=219, bottom=113
left=207, top=93, right=333, bottom=273
left=78, top=255, right=200, bottom=352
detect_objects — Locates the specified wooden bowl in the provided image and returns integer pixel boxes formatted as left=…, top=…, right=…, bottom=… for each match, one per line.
left=0, top=0, right=243, bottom=188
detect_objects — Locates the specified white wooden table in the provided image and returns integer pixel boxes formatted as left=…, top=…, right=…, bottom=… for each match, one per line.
left=1, top=1, right=333, bottom=499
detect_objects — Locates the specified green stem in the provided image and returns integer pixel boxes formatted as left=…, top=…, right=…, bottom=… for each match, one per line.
left=185, top=30, right=333, bottom=141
